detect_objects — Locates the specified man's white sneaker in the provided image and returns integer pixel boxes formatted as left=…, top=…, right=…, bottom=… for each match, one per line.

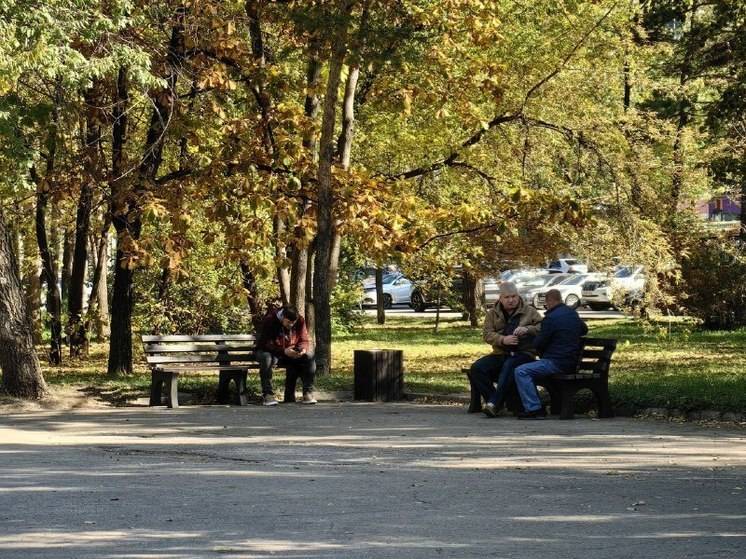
left=302, top=392, right=317, bottom=405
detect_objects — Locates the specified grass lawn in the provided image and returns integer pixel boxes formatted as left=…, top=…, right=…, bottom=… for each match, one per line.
left=30, top=314, right=746, bottom=413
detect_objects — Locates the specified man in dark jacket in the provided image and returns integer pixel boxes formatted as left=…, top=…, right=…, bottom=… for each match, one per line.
left=514, top=289, right=588, bottom=419
left=256, top=305, right=316, bottom=406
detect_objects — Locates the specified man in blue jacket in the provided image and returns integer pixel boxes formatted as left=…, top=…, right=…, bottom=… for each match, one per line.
left=514, top=289, right=588, bottom=419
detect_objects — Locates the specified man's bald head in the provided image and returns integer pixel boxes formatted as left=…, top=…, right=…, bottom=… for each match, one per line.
left=544, top=289, right=562, bottom=309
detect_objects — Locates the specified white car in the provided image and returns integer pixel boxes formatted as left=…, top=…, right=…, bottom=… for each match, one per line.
left=535, top=273, right=604, bottom=309
left=361, top=274, right=414, bottom=308
left=524, top=273, right=574, bottom=308
left=581, top=266, right=645, bottom=310
left=547, top=258, right=588, bottom=274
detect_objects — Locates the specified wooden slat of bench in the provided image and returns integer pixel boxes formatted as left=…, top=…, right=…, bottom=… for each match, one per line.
left=143, top=343, right=256, bottom=353
left=142, top=334, right=256, bottom=343
left=146, top=353, right=256, bottom=364
left=156, top=364, right=260, bottom=372
left=552, top=372, right=601, bottom=380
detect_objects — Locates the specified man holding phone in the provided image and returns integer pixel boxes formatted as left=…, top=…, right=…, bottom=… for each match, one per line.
left=256, top=305, right=316, bottom=406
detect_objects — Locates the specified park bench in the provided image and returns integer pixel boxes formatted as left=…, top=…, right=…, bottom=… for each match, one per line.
left=465, top=337, right=617, bottom=419
left=142, top=334, right=259, bottom=408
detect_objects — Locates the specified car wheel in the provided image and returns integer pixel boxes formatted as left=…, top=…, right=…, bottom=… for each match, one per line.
left=532, top=294, right=541, bottom=308
left=565, top=294, right=580, bottom=308
left=410, top=291, right=426, bottom=312
left=382, top=294, right=393, bottom=309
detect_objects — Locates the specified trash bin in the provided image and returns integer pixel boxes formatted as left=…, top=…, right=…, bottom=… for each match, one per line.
left=353, top=349, right=403, bottom=402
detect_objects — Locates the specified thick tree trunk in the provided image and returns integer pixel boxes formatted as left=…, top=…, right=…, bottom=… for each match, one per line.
left=108, top=10, right=185, bottom=375
left=375, top=268, right=385, bottom=325
left=274, top=216, right=291, bottom=305
left=313, top=7, right=352, bottom=375
left=0, top=211, right=48, bottom=399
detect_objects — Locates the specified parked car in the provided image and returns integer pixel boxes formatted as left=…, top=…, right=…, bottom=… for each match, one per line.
left=524, top=273, right=574, bottom=308
left=547, top=258, right=588, bottom=274
left=361, top=274, right=414, bottom=308
left=534, top=273, right=603, bottom=309
left=581, top=266, right=645, bottom=310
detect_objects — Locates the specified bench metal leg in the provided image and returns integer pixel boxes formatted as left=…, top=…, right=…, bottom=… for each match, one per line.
left=217, top=371, right=231, bottom=404
left=594, top=385, right=614, bottom=418
left=236, top=371, right=248, bottom=406
left=559, top=386, right=575, bottom=420
left=165, top=372, right=179, bottom=408
left=150, top=371, right=164, bottom=406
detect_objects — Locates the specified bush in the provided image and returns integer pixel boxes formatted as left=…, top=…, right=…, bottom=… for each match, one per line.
left=679, top=238, right=746, bottom=329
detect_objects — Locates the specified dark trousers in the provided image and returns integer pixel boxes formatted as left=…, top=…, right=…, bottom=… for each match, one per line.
left=256, top=350, right=316, bottom=399
left=470, top=352, right=534, bottom=406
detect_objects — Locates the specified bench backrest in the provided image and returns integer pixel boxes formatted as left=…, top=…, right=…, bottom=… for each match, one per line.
left=576, top=337, right=617, bottom=377
left=141, top=334, right=257, bottom=368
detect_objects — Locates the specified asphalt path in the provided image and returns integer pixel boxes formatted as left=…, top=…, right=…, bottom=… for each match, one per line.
left=1, top=403, right=744, bottom=558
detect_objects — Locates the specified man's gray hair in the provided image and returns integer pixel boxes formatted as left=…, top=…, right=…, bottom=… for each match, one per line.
left=499, top=281, right=519, bottom=296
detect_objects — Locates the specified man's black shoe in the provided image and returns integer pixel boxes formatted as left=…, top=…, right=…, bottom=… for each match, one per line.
left=517, top=407, right=547, bottom=420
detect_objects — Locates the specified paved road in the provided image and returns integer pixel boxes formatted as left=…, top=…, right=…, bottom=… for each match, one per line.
left=1, top=403, right=744, bottom=558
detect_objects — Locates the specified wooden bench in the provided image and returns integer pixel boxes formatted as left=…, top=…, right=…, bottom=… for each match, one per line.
left=465, top=337, right=617, bottom=419
left=143, top=334, right=258, bottom=408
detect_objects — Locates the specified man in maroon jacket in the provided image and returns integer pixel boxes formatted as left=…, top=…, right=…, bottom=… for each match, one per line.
left=256, top=305, right=316, bottom=406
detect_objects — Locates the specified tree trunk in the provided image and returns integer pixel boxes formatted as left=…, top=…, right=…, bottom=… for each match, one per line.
left=108, top=9, right=185, bottom=375
left=240, top=260, right=263, bottom=332
left=375, top=267, right=385, bottom=325
left=305, top=241, right=316, bottom=350
left=740, top=178, right=746, bottom=243
left=24, top=253, right=43, bottom=344
left=0, top=211, right=48, bottom=399
left=86, top=214, right=111, bottom=340
left=312, top=5, right=353, bottom=376
left=67, top=180, right=94, bottom=357
left=61, top=226, right=73, bottom=306
left=274, top=215, right=291, bottom=305
left=290, top=243, right=308, bottom=311
left=289, top=47, right=322, bottom=312
left=462, top=270, right=483, bottom=327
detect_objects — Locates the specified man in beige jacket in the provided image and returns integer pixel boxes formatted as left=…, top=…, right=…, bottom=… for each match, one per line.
left=470, top=281, right=543, bottom=417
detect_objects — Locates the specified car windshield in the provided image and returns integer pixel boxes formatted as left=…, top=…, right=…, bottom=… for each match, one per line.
left=565, top=259, right=578, bottom=265
left=614, top=266, right=639, bottom=278
left=548, top=275, right=568, bottom=286
left=382, top=273, right=400, bottom=284
left=561, top=275, right=587, bottom=286
left=524, top=274, right=553, bottom=287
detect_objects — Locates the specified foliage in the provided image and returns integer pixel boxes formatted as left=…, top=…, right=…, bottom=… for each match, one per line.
left=678, top=236, right=746, bottom=329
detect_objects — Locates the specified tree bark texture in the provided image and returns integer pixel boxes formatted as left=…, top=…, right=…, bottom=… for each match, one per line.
left=0, top=211, right=48, bottom=399
left=312, top=4, right=353, bottom=375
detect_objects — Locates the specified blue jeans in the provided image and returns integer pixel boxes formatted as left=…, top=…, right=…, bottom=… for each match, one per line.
left=514, top=359, right=562, bottom=412
left=470, top=353, right=534, bottom=406
left=493, top=353, right=534, bottom=406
